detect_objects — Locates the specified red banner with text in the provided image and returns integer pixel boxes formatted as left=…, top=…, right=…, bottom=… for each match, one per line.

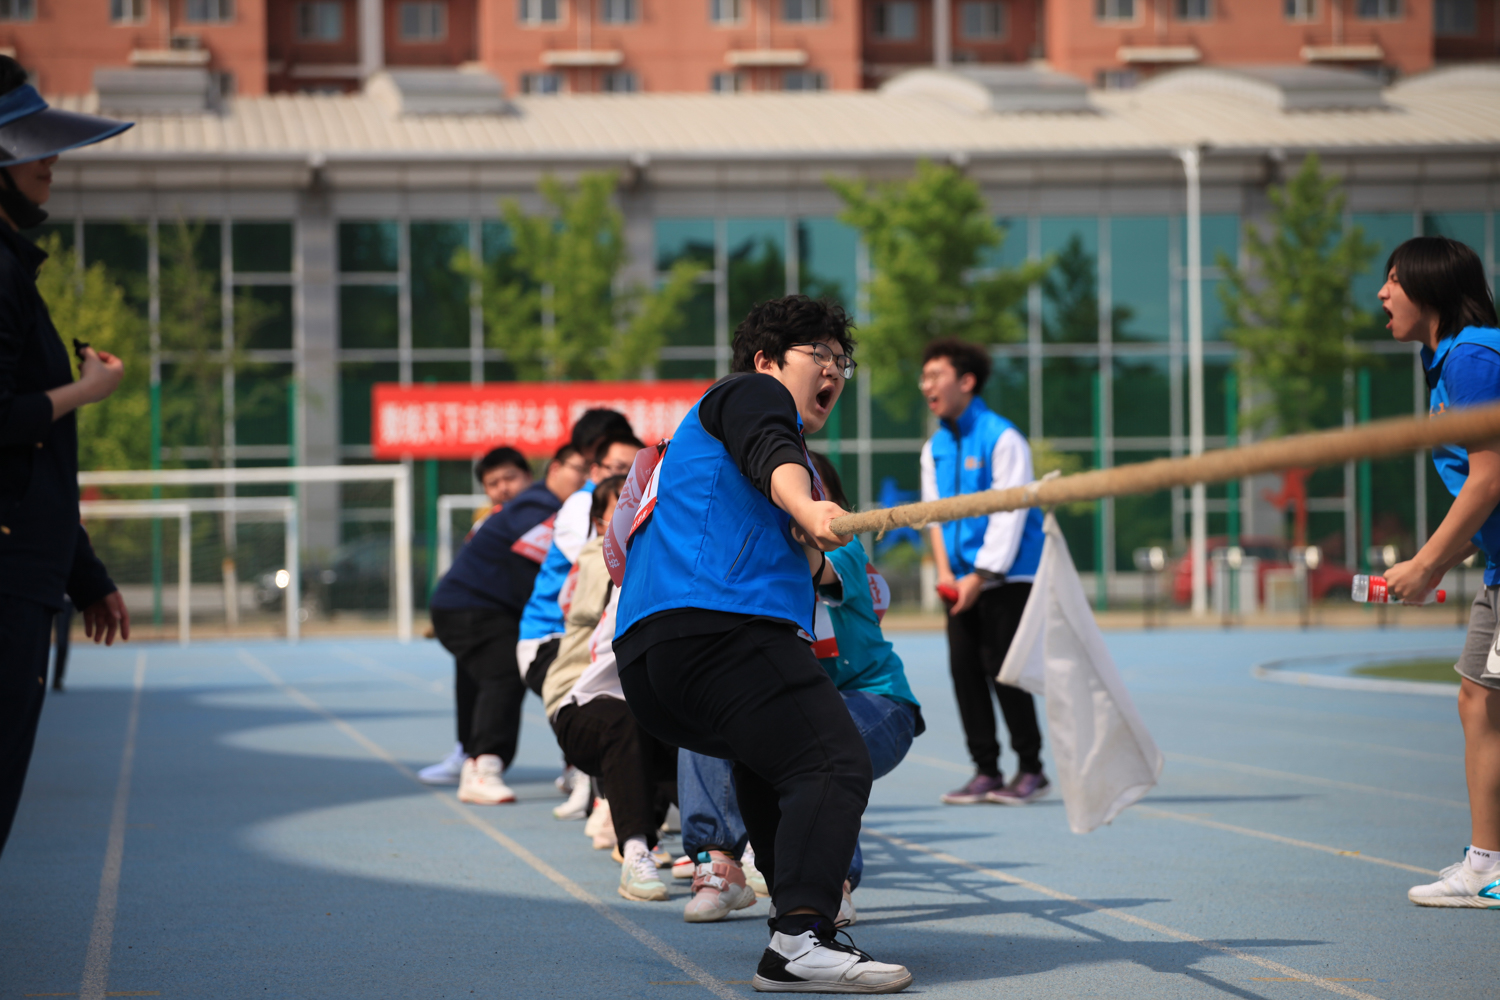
left=371, top=380, right=713, bottom=460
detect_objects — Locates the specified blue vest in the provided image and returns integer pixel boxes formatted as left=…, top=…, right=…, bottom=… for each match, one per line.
left=519, top=480, right=596, bottom=641
left=616, top=385, right=815, bottom=638
left=928, top=397, right=1044, bottom=581
left=1424, top=326, right=1500, bottom=585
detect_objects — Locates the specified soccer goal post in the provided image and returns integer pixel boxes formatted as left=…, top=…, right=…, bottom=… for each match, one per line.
left=436, top=494, right=491, bottom=579
left=78, top=464, right=413, bottom=642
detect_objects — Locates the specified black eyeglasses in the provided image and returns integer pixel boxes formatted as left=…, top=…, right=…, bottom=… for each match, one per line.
left=789, top=342, right=857, bottom=380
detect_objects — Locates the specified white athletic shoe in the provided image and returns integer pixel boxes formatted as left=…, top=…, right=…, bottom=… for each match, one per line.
left=619, top=849, right=670, bottom=902
left=672, top=855, right=696, bottom=880
left=836, top=880, right=856, bottom=928
left=753, top=926, right=912, bottom=993
left=585, top=798, right=616, bottom=850
left=743, top=844, right=770, bottom=898
left=1409, top=853, right=1500, bottom=908
left=553, top=771, right=592, bottom=820
left=555, top=765, right=577, bottom=795
left=683, top=853, right=758, bottom=923
left=417, top=743, right=465, bottom=786
left=456, top=755, right=516, bottom=805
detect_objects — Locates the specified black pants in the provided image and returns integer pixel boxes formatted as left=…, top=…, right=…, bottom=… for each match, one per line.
left=552, top=698, right=677, bottom=850
left=52, top=597, right=73, bottom=692
left=1, top=596, right=53, bottom=857
left=431, top=608, right=526, bottom=765
left=947, top=583, right=1043, bottom=777
left=620, top=619, right=872, bottom=921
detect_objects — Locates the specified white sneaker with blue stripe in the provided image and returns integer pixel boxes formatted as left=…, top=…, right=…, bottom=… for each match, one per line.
left=1408, top=852, right=1500, bottom=908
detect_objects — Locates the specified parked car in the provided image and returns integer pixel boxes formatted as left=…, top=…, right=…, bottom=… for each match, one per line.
left=1170, top=535, right=1355, bottom=606
left=255, top=537, right=392, bottom=616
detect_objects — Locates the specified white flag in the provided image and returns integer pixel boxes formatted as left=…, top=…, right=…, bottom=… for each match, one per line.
left=998, top=513, right=1163, bottom=833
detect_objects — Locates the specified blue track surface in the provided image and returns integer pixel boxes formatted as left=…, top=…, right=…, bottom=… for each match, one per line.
left=2, top=626, right=1493, bottom=999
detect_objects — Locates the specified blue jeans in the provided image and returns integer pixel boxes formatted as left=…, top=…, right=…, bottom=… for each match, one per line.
left=678, top=690, right=916, bottom=891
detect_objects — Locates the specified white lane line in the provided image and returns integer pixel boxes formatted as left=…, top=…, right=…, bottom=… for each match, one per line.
left=1133, top=807, right=1438, bottom=876
left=332, top=647, right=447, bottom=695
left=79, top=651, right=147, bottom=1000
left=908, top=753, right=1439, bottom=874
left=1166, top=752, right=1467, bottom=809
left=864, top=829, right=1387, bottom=1000
left=236, top=650, right=741, bottom=1000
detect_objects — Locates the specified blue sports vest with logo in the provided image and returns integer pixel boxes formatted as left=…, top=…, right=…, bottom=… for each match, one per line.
left=1424, top=325, right=1500, bottom=586
left=616, top=384, right=815, bottom=639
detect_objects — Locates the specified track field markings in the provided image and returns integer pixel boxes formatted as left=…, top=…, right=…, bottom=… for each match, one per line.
left=332, top=647, right=447, bottom=695
left=237, top=649, right=745, bottom=1000
left=863, top=829, right=1388, bottom=1000
left=78, top=652, right=147, bottom=1000
left=1165, top=752, right=1467, bottom=809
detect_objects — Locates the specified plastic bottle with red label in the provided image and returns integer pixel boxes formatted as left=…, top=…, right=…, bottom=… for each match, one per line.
left=1351, top=574, right=1446, bottom=605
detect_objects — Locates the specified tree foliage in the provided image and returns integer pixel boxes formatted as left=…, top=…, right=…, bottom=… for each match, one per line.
left=34, top=233, right=149, bottom=472
left=829, top=161, right=1047, bottom=408
left=460, top=172, right=704, bottom=380
left=1219, top=154, right=1378, bottom=435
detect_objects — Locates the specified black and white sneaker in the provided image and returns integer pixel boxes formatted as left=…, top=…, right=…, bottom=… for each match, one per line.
left=752, top=924, right=912, bottom=994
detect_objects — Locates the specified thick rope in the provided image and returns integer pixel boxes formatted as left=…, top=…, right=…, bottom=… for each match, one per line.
left=829, top=401, right=1500, bottom=536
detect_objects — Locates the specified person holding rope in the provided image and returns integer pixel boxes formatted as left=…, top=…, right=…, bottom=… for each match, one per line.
left=611, top=295, right=912, bottom=993
left=1378, top=236, right=1500, bottom=908
left=918, top=339, right=1049, bottom=807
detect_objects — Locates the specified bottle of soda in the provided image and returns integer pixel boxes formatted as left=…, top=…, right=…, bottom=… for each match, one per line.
left=1351, top=574, right=1446, bottom=605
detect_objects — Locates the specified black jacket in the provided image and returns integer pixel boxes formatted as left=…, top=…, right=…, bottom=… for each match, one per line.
left=0, top=223, right=115, bottom=611
left=429, top=480, right=563, bottom=614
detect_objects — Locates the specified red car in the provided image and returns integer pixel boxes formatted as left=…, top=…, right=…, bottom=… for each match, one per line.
left=1170, top=536, right=1356, bottom=606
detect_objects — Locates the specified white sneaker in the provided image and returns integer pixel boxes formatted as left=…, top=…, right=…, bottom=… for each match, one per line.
left=836, top=880, right=856, bottom=928
left=619, top=848, right=670, bottom=902
left=555, top=765, right=577, bottom=795
left=1409, top=853, right=1500, bottom=908
left=742, top=844, right=769, bottom=898
left=584, top=798, right=616, bottom=850
left=671, top=855, right=696, bottom=880
left=553, top=771, right=592, bottom=820
left=753, top=926, right=912, bottom=993
left=683, top=852, right=758, bottom=923
left=417, top=743, right=465, bottom=786
left=456, top=755, right=516, bottom=805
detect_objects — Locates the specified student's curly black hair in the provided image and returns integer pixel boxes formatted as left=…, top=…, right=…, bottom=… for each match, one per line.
left=731, top=295, right=856, bottom=374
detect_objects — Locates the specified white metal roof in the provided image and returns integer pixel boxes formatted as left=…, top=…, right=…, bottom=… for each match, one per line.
left=51, top=65, right=1500, bottom=163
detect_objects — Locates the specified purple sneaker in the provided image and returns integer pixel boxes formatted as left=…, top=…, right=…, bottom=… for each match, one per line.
left=940, top=772, right=1006, bottom=805
left=986, top=772, right=1050, bottom=805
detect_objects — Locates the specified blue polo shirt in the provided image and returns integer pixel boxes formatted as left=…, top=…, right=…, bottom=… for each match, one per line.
left=1423, top=326, right=1500, bottom=586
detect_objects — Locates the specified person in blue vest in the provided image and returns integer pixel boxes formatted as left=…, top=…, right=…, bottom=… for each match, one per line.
left=1379, top=236, right=1500, bottom=909
left=614, top=295, right=911, bottom=993
left=674, top=451, right=922, bottom=929
left=919, top=338, right=1049, bottom=807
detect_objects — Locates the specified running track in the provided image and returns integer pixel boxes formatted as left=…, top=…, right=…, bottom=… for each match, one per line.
left=2, top=627, right=1492, bottom=999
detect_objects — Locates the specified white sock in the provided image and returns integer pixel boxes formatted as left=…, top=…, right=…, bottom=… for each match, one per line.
left=622, top=836, right=650, bottom=864
left=1467, top=846, right=1499, bottom=871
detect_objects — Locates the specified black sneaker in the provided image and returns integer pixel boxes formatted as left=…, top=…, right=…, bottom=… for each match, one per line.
left=752, top=923, right=912, bottom=994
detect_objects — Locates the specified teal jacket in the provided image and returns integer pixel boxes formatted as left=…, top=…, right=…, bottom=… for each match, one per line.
left=815, top=537, right=921, bottom=715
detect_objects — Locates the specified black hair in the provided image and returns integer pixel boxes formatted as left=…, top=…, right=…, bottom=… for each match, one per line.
left=806, top=451, right=849, bottom=510
left=552, top=443, right=581, bottom=466
left=474, top=445, right=529, bottom=484
left=591, top=475, right=627, bottom=524
left=570, top=408, right=635, bottom=461
left=731, top=295, right=856, bottom=374
left=1386, top=237, right=1498, bottom=339
left=0, top=57, right=27, bottom=97
left=921, top=338, right=991, bottom=394
left=592, top=430, right=645, bottom=464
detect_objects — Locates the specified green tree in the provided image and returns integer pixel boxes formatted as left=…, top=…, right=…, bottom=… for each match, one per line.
left=1219, top=154, right=1378, bottom=435
left=34, top=233, right=149, bottom=472
left=461, top=172, right=704, bottom=380
left=829, top=160, right=1047, bottom=408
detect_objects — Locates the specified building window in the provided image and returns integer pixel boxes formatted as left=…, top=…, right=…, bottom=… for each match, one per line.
left=519, top=0, right=561, bottom=24
left=521, top=71, right=563, bottom=93
left=782, top=0, right=825, bottom=22
left=399, top=1, right=446, bottom=40
left=110, top=0, right=146, bottom=24
left=184, top=0, right=234, bottom=22
left=783, top=69, right=825, bottom=90
left=1354, top=0, right=1399, bottom=18
left=710, top=0, right=742, bottom=22
left=602, top=69, right=638, bottom=91
left=960, top=1, right=1006, bottom=38
left=871, top=1, right=917, bottom=38
left=1174, top=0, right=1209, bottom=19
left=711, top=70, right=745, bottom=91
left=296, top=1, right=344, bottom=40
left=1095, top=0, right=1134, bottom=20
left=600, top=0, right=636, bottom=20
left=1435, top=0, right=1475, bottom=34
left=1284, top=0, right=1316, bottom=20
left=1097, top=68, right=1139, bottom=89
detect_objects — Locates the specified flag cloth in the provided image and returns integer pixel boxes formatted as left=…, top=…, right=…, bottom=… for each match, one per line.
left=998, top=513, right=1163, bottom=833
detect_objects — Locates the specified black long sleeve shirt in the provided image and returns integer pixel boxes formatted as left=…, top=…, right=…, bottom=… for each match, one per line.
left=0, top=223, right=115, bottom=611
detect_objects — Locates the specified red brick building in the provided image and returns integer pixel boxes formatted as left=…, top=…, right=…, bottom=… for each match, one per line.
left=0, top=0, right=1493, bottom=97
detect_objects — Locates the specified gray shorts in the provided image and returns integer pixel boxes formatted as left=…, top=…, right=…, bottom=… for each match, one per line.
left=1458, top=586, right=1500, bottom=690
